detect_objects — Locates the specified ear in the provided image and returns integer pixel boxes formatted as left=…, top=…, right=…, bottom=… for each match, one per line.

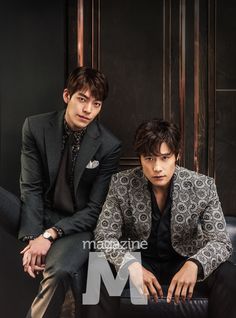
left=63, top=89, right=70, bottom=104
left=176, top=153, right=180, bottom=163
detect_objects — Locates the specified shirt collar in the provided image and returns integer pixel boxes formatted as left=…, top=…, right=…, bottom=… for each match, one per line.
left=63, top=119, right=86, bottom=144
left=147, top=177, right=174, bottom=200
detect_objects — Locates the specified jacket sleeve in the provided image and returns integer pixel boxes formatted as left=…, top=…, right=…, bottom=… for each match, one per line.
left=188, top=179, right=232, bottom=281
left=18, top=118, right=45, bottom=240
left=94, top=175, right=137, bottom=272
left=54, top=142, right=121, bottom=235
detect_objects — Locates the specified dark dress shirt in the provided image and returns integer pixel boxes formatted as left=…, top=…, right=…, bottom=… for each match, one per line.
left=53, top=120, right=86, bottom=214
left=141, top=180, right=181, bottom=261
left=141, top=180, right=203, bottom=277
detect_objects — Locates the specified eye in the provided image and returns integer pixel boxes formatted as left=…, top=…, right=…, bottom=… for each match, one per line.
left=78, top=96, right=86, bottom=103
left=94, top=102, right=102, bottom=108
left=162, top=156, right=169, bottom=161
left=144, top=157, right=153, bottom=161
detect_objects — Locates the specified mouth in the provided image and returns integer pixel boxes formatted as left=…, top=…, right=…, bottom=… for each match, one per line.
left=77, top=115, right=90, bottom=121
left=152, top=176, right=165, bottom=180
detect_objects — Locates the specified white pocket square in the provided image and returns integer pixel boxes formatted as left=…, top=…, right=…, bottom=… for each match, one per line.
left=86, top=160, right=100, bottom=169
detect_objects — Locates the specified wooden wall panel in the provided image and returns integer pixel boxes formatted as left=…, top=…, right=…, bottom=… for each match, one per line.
left=75, top=0, right=211, bottom=170
left=183, top=0, right=194, bottom=169
left=170, top=0, right=180, bottom=129
left=215, top=92, right=236, bottom=214
left=215, top=0, right=236, bottom=215
left=197, top=0, right=208, bottom=175
left=99, top=0, right=164, bottom=161
left=216, top=0, right=236, bottom=88
left=207, top=0, right=216, bottom=178
left=72, top=0, right=236, bottom=215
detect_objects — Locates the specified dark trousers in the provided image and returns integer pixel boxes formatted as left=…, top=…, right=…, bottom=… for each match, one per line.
left=84, top=254, right=236, bottom=318
left=0, top=186, right=90, bottom=318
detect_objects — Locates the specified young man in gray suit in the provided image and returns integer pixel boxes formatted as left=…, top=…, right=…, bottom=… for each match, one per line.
left=0, top=66, right=121, bottom=317
left=92, top=118, right=235, bottom=318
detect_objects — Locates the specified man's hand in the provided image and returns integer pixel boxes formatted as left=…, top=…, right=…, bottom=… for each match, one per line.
left=20, top=228, right=58, bottom=278
left=20, top=236, right=51, bottom=277
left=128, top=262, right=163, bottom=303
left=167, top=260, right=198, bottom=304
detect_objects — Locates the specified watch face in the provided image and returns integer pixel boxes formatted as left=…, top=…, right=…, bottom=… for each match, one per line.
left=42, top=231, right=54, bottom=243
left=43, top=231, right=51, bottom=239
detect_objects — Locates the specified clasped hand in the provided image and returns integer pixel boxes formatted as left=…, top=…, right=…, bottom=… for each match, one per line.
left=20, top=236, right=51, bottom=278
left=128, top=260, right=198, bottom=304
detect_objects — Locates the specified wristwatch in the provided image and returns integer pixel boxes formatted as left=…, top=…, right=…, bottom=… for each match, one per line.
left=42, top=231, right=54, bottom=243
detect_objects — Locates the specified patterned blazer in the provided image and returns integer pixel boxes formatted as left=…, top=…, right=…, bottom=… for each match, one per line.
left=94, top=166, right=232, bottom=281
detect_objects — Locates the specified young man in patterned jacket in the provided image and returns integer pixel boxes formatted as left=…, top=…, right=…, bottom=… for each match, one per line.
left=90, top=118, right=236, bottom=318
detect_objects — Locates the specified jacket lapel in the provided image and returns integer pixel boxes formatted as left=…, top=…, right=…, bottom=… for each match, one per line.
left=171, top=166, right=184, bottom=230
left=73, top=120, right=101, bottom=195
left=170, top=166, right=196, bottom=250
left=45, top=110, right=65, bottom=187
left=131, top=168, right=152, bottom=240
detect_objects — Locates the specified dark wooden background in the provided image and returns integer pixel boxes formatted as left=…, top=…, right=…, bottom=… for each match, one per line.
left=0, top=0, right=235, bottom=316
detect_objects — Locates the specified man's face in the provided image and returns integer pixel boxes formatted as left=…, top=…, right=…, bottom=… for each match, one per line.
left=64, top=88, right=102, bottom=130
left=140, top=142, right=177, bottom=191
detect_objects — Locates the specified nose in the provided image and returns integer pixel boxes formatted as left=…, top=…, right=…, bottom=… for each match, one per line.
left=83, top=102, right=92, bottom=114
left=153, top=159, right=162, bottom=172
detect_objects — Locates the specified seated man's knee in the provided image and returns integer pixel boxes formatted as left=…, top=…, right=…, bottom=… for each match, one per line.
left=214, top=261, right=236, bottom=289
left=44, top=263, right=72, bottom=284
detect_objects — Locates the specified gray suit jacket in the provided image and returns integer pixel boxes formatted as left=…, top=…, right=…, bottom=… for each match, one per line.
left=95, top=166, right=232, bottom=281
left=18, top=110, right=121, bottom=239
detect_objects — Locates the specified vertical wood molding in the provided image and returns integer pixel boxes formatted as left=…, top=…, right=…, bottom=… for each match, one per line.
left=163, top=0, right=172, bottom=121
left=208, top=0, right=216, bottom=178
left=98, top=0, right=101, bottom=69
left=77, top=0, right=84, bottom=66
left=179, top=0, right=186, bottom=165
left=92, top=0, right=101, bottom=69
left=67, top=0, right=79, bottom=73
left=194, top=0, right=200, bottom=172
left=92, top=0, right=95, bottom=67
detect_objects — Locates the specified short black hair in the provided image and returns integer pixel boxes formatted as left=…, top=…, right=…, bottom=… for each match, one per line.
left=134, top=118, right=181, bottom=157
left=66, top=66, right=109, bottom=101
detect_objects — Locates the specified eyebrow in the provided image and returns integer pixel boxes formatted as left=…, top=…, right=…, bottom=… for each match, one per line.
left=77, top=92, right=102, bottom=103
left=78, top=92, right=89, bottom=99
left=145, top=152, right=172, bottom=157
left=159, top=152, right=172, bottom=156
